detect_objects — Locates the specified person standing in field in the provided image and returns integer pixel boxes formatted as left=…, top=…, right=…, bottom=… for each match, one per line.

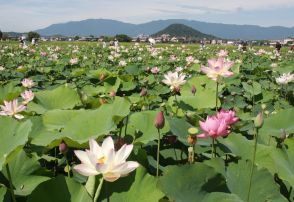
left=275, top=42, right=282, bottom=53
left=102, top=41, right=107, bottom=48
left=114, top=39, right=119, bottom=48
left=291, top=44, right=294, bottom=52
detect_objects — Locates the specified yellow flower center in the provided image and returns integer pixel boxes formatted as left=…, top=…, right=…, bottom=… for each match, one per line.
left=97, top=156, right=106, bottom=164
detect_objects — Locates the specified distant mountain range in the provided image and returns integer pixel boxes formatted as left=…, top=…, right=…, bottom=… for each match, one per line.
left=152, top=24, right=216, bottom=39
left=35, top=19, right=294, bottom=40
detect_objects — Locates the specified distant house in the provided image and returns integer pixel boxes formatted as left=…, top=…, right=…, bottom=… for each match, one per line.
left=133, top=34, right=149, bottom=42
left=170, top=37, right=178, bottom=43
left=283, top=38, right=294, bottom=45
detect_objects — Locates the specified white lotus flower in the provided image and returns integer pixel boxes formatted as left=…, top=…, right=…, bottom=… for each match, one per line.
left=276, top=73, right=294, bottom=85
left=118, top=60, right=127, bottom=67
left=69, top=58, right=78, bottom=65
left=21, top=78, right=35, bottom=88
left=162, top=71, right=186, bottom=91
left=21, top=90, right=35, bottom=104
left=0, top=99, right=26, bottom=119
left=74, top=137, right=139, bottom=182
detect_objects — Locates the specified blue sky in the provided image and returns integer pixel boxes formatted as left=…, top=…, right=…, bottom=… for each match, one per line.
left=1, top=0, right=294, bottom=32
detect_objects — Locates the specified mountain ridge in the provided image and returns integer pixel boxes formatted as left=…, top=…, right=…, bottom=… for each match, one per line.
left=35, top=18, right=294, bottom=40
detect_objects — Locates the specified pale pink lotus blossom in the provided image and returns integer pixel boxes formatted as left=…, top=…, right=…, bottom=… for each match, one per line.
left=0, top=99, right=26, bottom=119
left=74, top=137, right=139, bottom=182
left=169, top=55, right=177, bottom=62
left=218, top=50, right=228, bottom=58
left=217, top=109, right=239, bottom=125
left=21, top=78, right=35, bottom=88
left=151, top=67, right=160, bottom=74
left=69, top=58, right=78, bottom=65
left=276, top=72, right=294, bottom=85
left=186, top=56, right=194, bottom=64
left=201, top=58, right=234, bottom=81
left=198, top=116, right=230, bottom=139
left=40, top=52, right=48, bottom=57
left=21, top=90, right=35, bottom=104
left=162, top=71, right=186, bottom=91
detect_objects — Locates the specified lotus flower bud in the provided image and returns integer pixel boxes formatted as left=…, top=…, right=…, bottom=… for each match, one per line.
left=280, top=129, right=288, bottom=141
left=254, top=112, right=264, bottom=128
left=140, top=88, right=147, bottom=97
left=191, top=85, right=196, bottom=95
left=109, top=90, right=116, bottom=97
left=154, top=111, right=165, bottom=129
left=59, top=141, right=68, bottom=154
left=115, top=138, right=125, bottom=150
left=99, top=74, right=105, bottom=81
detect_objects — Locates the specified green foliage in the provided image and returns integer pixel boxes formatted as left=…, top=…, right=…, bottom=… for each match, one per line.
left=27, top=31, right=40, bottom=41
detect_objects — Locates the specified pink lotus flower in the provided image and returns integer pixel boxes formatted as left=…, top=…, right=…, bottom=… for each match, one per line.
left=201, top=58, right=234, bottom=81
left=218, top=50, right=228, bottom=58
left=0, top=99, right=26, bottom=119
left=74, top=137, right=139, bottom=182
left=21, top=78, right=35, bottom=88
left=21, top=90, right=35, bottom=104
left=151, top=67, right=160, bottom=74
left=217, top=109, right=239, bottom=125
left=198, top=116, right=230, bottom=139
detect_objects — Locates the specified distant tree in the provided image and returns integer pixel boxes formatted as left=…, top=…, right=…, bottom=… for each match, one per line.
left=27, top=31, right=40, bottom=41
left=74, top=36, right=80, bottom=41
left=89, top=35, right=94, bottom=38
left=104, top=36, right=115, bottom=42
left=0, top=30, right=2, bottom=39
left=115, top=34, right=132, bottom=42
left=2, top=33, right=9, bottom=40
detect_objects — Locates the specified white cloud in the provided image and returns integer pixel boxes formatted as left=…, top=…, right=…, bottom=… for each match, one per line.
left=0, top=0, right=294, bottom=31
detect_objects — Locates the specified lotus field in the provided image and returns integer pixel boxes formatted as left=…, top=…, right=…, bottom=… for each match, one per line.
left=0, top=42, right=294, bottom=202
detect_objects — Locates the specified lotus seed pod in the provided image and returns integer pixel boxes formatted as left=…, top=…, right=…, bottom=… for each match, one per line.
left=187, top=135, right=197, bottom=145
left=261, top=104, right=267, bottom=110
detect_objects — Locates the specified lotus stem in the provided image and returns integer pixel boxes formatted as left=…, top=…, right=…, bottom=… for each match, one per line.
left=156, top=129, right=161, bottom=178
left=6, top=164, right=16, bottom=202
left=246, top=128, right=259, bottom=202
left=65, top=156, right=70, bottom=178
left=94, top=178, right=104, bottom=202
left=212, top=138, right=216, bottom=158
left=215, top=81, right=219, bottom=112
